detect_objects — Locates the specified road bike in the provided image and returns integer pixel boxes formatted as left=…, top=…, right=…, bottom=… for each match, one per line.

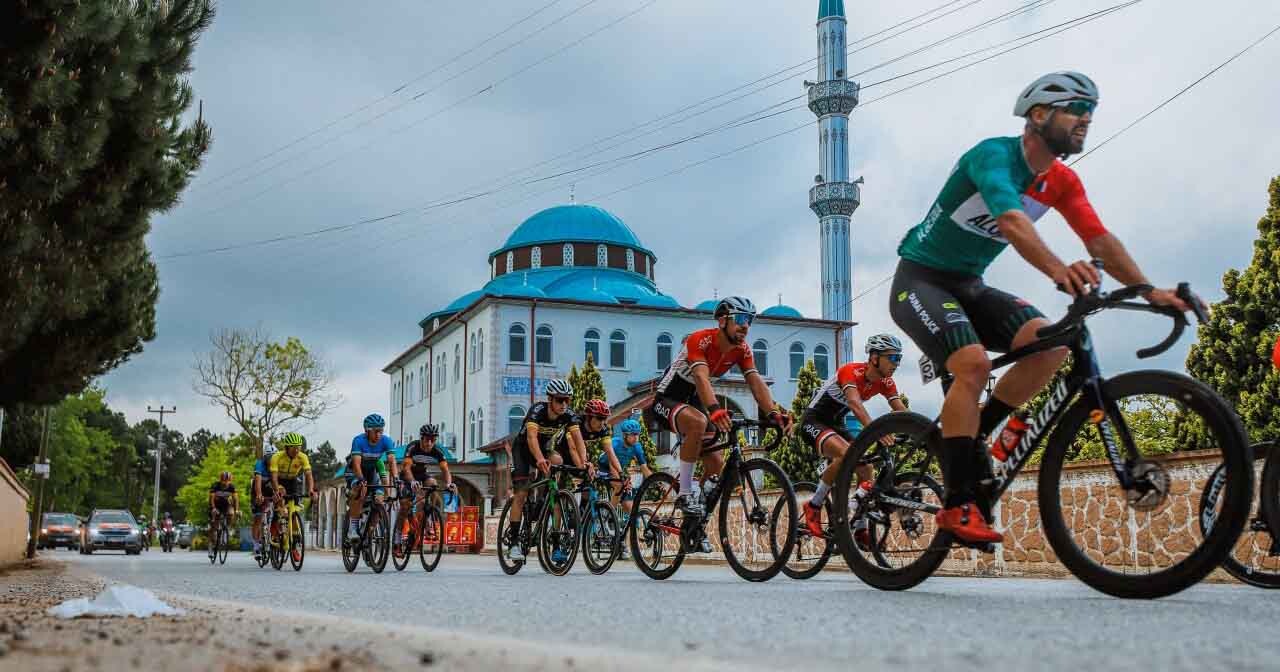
left=266, top=488, right=308, bottom=572
left=627, top=415, right=796, bottom=582
left=391, top=481, right=447, bottom=573
left=830, top=275, right=1252, bottom=599
left=496, top=463, right=581, bottom=576
left=575, top=473, right=626, bottom=575
left=1199, top=440, right=1280, bottom=588
left=341, top=479, right=391, bottom=574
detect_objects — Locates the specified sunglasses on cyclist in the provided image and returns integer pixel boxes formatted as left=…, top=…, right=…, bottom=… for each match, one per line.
left=877, top=352, right=903, bottom=364
left=1053, top=99, right=1095, bottom=116
left=725, top=312, right=754, bottom=327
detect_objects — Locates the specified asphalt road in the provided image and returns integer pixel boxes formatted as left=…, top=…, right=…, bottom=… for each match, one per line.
left=62, top=549, right=1278, bottom=671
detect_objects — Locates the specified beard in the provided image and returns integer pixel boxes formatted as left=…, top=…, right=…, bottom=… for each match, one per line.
left=1044, top=119, right=1087, bottom=156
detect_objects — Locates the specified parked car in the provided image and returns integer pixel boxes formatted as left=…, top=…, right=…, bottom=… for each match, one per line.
left=39, top=512, right=81, bottom=551
left=176, top=523, right=196, bottom=549
left=80, top=509, right=143, bottom=555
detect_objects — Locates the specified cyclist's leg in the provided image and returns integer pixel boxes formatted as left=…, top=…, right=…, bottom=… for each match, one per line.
left=509, top=444, right=536, bottom=525
left=669, top=400, right=708, bottom=498
left=966, top=283, right=1060, bottom=433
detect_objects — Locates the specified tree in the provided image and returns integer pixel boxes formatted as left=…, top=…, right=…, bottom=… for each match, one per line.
left=0, top=1, right=215, bottom=406
left=569, top=353, right=608, bottom=463
left=175, top=437, right=254, bottom=528
left=1186, top=176, right=1280, bottom=443
left=311, top=440, right=340, bottom=481
left=192, top=328, right=341, bottom=457
left=771, top=360, right=824, bottom=483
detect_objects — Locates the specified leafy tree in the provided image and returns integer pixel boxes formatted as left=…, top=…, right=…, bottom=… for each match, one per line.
left=771, top=360, right=824, bottom=483
left=186, top=428, right=219, bottom=464
left=1185, top=176, right=1280, bottom=442
left=0, top=0, right=215, bottom=406
left=192, top=328, right=341, bottom=457
left=311, top=440, right=340, bottom=481
left=175, top=437, right=255, bottom=527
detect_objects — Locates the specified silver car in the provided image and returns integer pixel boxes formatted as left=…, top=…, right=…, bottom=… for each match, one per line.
left=82, top=509, right=143, bottom=555
left=177, top=523, right=196, bottom=549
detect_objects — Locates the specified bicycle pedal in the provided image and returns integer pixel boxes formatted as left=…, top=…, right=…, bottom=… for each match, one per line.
left=954, top=539, right=997, bottom=554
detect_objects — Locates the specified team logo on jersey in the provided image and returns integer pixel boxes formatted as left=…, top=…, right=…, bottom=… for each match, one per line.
left=907, top=293, right=940, bottom=335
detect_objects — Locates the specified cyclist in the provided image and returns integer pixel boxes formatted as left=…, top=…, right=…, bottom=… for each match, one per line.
left=251, top=441, right=278, bottom=560
left=890, top=71, right=1195, bottom=543
left=398, top=423, right=456, bottom=546
left=208, top=471, right=239, bottom=533
left=346, top=413, right=398, bottom=542
left=559, top=398, right=611, bottom=479
left=599, top=417, right=653, bottom=557
left=503, top=379, right=586, bottom=562
left=798, top=333, right=908, bottom=546
left=271, top=432, right=318, bottom=511
left=648, top=296, right=793, bottom=534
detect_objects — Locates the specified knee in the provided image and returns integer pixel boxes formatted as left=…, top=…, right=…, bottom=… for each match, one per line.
left=946, top=347, right=991, bottom=388
left=680, top=410, right=706, bottom=435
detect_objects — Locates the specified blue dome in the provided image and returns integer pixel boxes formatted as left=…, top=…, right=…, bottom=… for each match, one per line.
left=694, top=299, right=719, bottom=312
left=491, top=204, right=653, bottom=258
left=762, top=304, right=803, bottom=318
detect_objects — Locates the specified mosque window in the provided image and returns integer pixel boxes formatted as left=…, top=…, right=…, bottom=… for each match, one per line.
left=563, top=243, right=574, bottom=267
left=597, top=244, right=607, bottom=267
left=584, top=329, right=600, bottom=366
left=789, top=342, right=806, bottom=380
left=753, top=339, right=769, bottom=377
left=454, top=344, right=461, bottom=382
left=508, top=406, right=527, bottom=435
left=476, top=329, right=484, bottom=371
left=609, top=330, right=627, bottom=369
left=656, top=333, right=673, bottom=370
left=531, top=246, right=542, bottom=269
left=814, top=344, right=830, bottom=379
left=626, top=249, right=635, bottom=272
left=535, top=324, right=553, bottom=364
left=508, top=324, right=527, bottom=363
left=505, top=251, right=513, bottom=274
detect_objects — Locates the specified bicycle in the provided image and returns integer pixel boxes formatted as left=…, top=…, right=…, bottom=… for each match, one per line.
left=830, top=275, right=1253, bottom=598
left=391, top=481, right=446, bottom=573
left=207, top=509, right=231, bottom=566
left=575, top=473, right=626, bottom=575
left=266, top=489, right=309, bottom=572
left=1199, top=440, right=1280, bottom=588
left=341, top=479, right=392, bottom=574
left=496, top=463, right=581, bottom=576
left=627, top=416, right=796, bottom=582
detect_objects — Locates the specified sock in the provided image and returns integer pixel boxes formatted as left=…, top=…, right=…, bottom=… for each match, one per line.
left=977, top=398, right=1016, bottom=441
left=679, top=460, right=696, bottom=495
left=811, top=481, right=831, bottom=507
left=941, top=436, right=978, bottom=508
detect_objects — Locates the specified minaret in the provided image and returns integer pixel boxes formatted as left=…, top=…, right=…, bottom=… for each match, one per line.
left=808, top=0, right=860, bottom=361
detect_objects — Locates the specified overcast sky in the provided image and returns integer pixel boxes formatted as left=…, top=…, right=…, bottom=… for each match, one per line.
left=104, top=0, right=1280, bottom=448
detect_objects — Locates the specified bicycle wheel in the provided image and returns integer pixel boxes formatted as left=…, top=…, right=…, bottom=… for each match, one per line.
left=627, top=473, right=687, bottom=580
left=831, top=412, right=950, bottom=591
left=217, top=523, right=230, bottom=565
left=581, top=501, right=620, bottom=575
left=207, top=525, right=217, bottom=564
left=340, top=510, right=359, bottom=573
left=289, top=511, right=305, bottom=571
left=496, top=499, right=525, bottom=575
left=539, top=491, right=581, bottom=576
left=365, top=502, right=391, bottom=574
left=1200, top=442, right=1280, bottom=588
left=391, top=508, right=415, bottom=572
left=1039, top=371, right=1252, bottom=599
left=777, top=481, right=832, bottom=580
left=720, top=458, right=795, bottom=582
left=419, top=507, right=445, bottom=572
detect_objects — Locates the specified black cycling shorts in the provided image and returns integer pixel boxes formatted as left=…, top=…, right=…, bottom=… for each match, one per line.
left=646, top=393, right=705, bottom=434
left=798, top=411, right=855, bottom=453
left=889, top=258, right=1044, bottom=367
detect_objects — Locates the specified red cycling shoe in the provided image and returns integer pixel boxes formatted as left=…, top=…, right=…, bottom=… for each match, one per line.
left=802, top=501, right=825, bottom=538
left=935, top=503, right=1003, bottom=544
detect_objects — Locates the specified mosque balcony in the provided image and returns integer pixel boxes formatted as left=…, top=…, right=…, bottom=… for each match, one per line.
left=809, top=181, right=860, bottom=217
left=807, top=79, right=859, bottom=116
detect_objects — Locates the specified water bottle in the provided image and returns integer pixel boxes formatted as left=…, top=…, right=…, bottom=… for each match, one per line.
left=851, top=481, right=871, bottom=516
left=990, top=410, right=1031, bottom=464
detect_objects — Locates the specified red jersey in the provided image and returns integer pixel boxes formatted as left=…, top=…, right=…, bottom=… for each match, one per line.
left=656, top=327, right=758, bottom=401
left=806, top=362, right=900, bottom=422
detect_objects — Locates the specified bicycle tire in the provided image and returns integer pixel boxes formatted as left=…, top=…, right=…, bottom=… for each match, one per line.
left=778, top=481, right=832, bottom=580
left=290, top=511, right=305, bottom=571
left=208, top=522, right=217, bottom=565
left=391, top=508, right=415, bottom=572
left=496, top=499, right=525, bottom=575
left=340, top=510, right=359, bottom=573
left=581, top=501, right=620, bottom=575
left=1039, top=370, right=1252, bottom=599
left=366, top=501, right=391, bottom=574
left=628, top=473, right=687, bottom=580
left=831, top=412, right=951, bottom=591
left=1200, top=442, right=1280, bottom=588
left=217, top=523, right=229, bottom=565
left=721, top=457, right=795, bottom=582
left=540, top=491, right=581, bottom=576
left=419, top=506, right=445, bottom=572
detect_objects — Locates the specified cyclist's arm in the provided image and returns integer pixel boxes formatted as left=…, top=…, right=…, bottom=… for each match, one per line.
left=400, top=457, right=416, bottom=484
left=639, top=464, right=653, bottom=478
left=351, top=454, right=364, bottom=480
left=1084, top=232, right=1150, bottom=287
left=888, top=397, right=908, bottom=413
left=567, top=426, right=588, bottom=468
left=384, top=449, right=399, bottom=479
left=438, top=460, right=454, bottom=488
left=604, top=445, right=623, bottom=479
left=304, top=468, right=315, bottom=495
left=253, top=474, right=262, bottom=500
left=526, top=422, right=549, bottom=467
left=842, top=386, right=875, bottom=428
left=743, top=369, right=775, bottom=413
left=691, top=364, right=719, bottom=410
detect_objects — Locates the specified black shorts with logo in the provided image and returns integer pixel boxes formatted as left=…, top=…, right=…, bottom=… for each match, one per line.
left=797, top=411, right=855, bottom=453
left=888, top=258, right=1044, bottom=367
left=646, top=392, right=705, bottom=434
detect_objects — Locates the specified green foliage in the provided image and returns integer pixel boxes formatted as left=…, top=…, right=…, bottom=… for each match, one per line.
left=0, top=0, right=216, bottom=406
left=311, top=440, right=340, bottom=481
left=175, top=438, right=255, bottom=527
left=1185, top=177, right=1280, bottom=443
left=568, top=353, right=608, bottom=463
left=770, top=360, right=824, bottom=483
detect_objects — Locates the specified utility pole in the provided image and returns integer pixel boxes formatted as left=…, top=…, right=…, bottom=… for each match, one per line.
left=146, top=405, right=176, bottom=537
left=26, top=407, right=52, bottom=559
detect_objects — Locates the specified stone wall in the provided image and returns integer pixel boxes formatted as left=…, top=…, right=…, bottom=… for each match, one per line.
left=0, top=459, right=31, bottom=566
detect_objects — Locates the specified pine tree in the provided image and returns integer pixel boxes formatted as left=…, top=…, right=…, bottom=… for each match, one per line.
left=570, top=353, right=608, bottom=462
left=771, top=360, right=824, bottom=483
left=635, top=411, right=658, bottom=468
left=0, top=1, right=216, bottom=406
left=1185, top=177, right=1280, bottom=442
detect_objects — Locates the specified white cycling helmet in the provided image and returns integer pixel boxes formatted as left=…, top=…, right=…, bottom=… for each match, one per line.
left=714, top=295, right=757, bottom=318
left=865, top=333, right=903, bottom=354
left=545, top=378, right=573, bottom=397
left=1013, top=71, right=1098, bottom=117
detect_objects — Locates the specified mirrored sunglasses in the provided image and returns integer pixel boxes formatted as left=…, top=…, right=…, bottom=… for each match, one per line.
left=728, top=313, right=754, bottom=327
left=881, top=353, right=904, bottom=364
left=1054, top=99, right=1095, bottom=116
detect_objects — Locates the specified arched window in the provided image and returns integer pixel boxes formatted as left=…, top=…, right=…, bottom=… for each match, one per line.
left=752, top=339, right=769, bottom=377
left=596, top=244, right=607, bottom=267
left=656, top=333, right=673, bottom=370
left=535, top=325, right=553, bottom=364
left=406, top=372, right=414, bottom=405
left=508, top=324, right=527, bottom=363
left=609, top=330, right=627, bottom=368
left=563, top=243, right=574, bottom=267
left=814, top=344, right=830, bottom=379
left=625, top=249, right=635, bottom=272
left=531, top=246, right=542, bottom=269
left=469, top=411, right=476, bottom=451
left=505, top=251, right=513, bottom=274
left=789, top=342, right=806, bottom=379
left=584, top=328, right=600, bottom=365
left=508, top=406, right=527, bottom=435
left=477, top=329, right=484, bottom=371
left=469, top=333, right=477, bottom=371
left=419, top=364, right=426, bottom=400
left=454, top=344, right=461, bottom=382
left=477, top=408, right=484, bottom=448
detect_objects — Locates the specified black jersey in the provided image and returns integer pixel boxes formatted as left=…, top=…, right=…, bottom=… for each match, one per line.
left=405, top=440, right=447, bottom=480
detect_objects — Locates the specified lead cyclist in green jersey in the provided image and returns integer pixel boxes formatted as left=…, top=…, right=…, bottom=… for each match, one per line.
left=890, top=71, right=1200, bottom=543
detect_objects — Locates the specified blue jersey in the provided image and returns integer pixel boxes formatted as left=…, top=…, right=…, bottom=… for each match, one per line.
left=351, top=433, right=396, bottom=459
left=253, top=456, right=272, bottom=478
left=599, top=436, right=647, bottom=472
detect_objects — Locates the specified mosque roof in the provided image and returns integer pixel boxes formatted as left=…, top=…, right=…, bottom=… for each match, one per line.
left=489, top=204, right=654, bottom=259
left=761, top=304, right=804, bottom=318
